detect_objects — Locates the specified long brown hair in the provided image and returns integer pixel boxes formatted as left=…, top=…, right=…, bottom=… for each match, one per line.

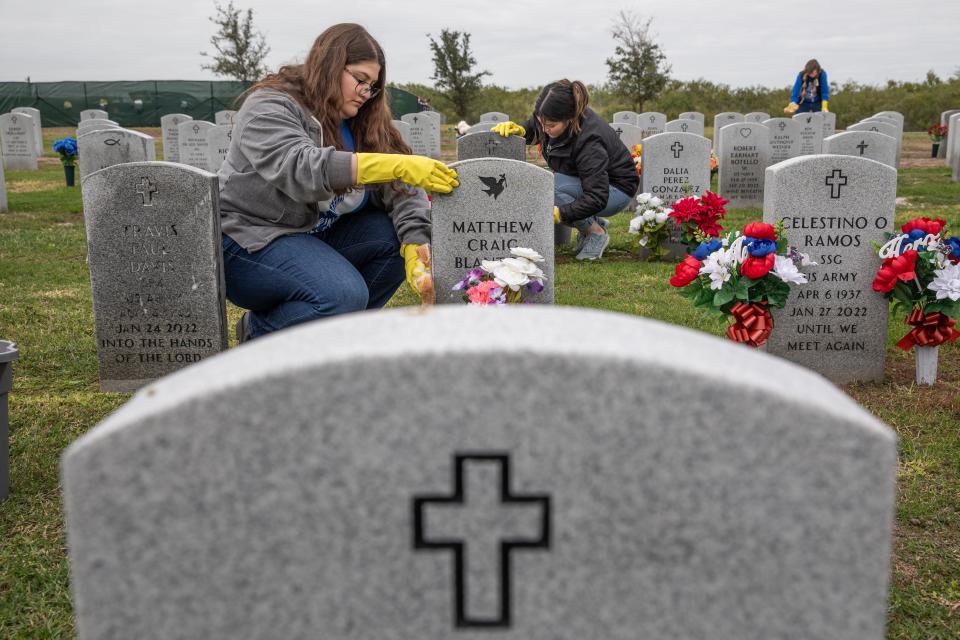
left=244, top=23, right=409, bottom=154
left=799, top=59, right=822, bottom=102
left=532, top=79, right=590, bottom=143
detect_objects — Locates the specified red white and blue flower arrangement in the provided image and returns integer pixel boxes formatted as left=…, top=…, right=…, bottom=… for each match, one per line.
left=872, top=216, right=960, bottom=351
left=453, top=247, right=546, bottom=305
left=669, top=221, right=816, bottom=347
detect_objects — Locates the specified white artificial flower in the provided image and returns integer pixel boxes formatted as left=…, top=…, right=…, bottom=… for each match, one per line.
left=480, top=259, right=503, bottom=274
left=642, top=209, right=657, bottom=222
left=628, top=216, right=644, bottom=234
left=491, top=263, right=529, bottom=291
left=510, top=247, right=544, bottom=262
left=773, top=254, right=808, bottom=284
left=798, top=252, right=817, bottom=266
left=699, top=249, right=734, bottom=290
left=500, top=257, right=539, bottom=276
left=928, top=263, right=960, bottom=301
left=649, top=196, right=662, bottom=207
left=636, top=193, right=652, bottom=204
left=655, top=210, right=669, bottom=224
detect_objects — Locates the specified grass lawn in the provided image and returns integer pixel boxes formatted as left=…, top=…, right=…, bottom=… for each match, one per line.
left=0, top=129, right=957, bottom=638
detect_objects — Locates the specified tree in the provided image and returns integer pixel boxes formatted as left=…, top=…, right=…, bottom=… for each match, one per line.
left=200, top=1, right=271, bottom=83
left=427, top=29, right=490, bottom=120
left=605, top=12, right=671, bottom=112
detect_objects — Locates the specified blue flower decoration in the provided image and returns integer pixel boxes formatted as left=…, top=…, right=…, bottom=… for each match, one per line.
left=691, top=239, right=723, bottom=260
left=745, top=237, right=778, bottom=257
left=945, top=236, right=960, bottom=260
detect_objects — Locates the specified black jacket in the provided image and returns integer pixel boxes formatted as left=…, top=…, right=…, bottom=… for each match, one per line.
left=521, top=108, right=639, bottom=223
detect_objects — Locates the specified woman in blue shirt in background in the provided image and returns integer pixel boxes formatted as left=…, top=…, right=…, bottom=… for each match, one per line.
left=785, top=59, right=829, bottom=114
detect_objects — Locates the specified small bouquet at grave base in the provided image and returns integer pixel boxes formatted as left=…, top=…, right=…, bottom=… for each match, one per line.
left=872, top=217, right=960, bottom=351
left=669, top=221, right=817, bottom=348
left=667, top=190, right=729, bottom=251
left=452, top=247, right=546, bottom=305
left=630, top=143, right=642, bottom=176
left=52, top=137, right=78, bottom=166
left=709, top=151, right=719, bottom=175
left=627, top=193, right=671, bottom=260
left=926, top=124, right=947, bottom=143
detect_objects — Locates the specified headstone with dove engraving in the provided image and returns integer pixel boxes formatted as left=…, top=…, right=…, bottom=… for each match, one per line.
left=638, top=112, right=666, bottom=139
left=401, top=113, right=441, bottom=160
left=679, top=111, right=705, bottom=123
left=81, top=161, right=228, bottom=391
left=745, top=112, right=770, bottom=123
left=160, top=114, right=193, bottom=163
left=431, top=158, right=554, bottom=304
left=792, top=112, right=824, bottom=155
left=764, top=118, right=801, bottom=164
left=821, top=112, right=837, bottom=139
left=457, top=132, right=525, bottom=162
left=641, top=132, right=711, bottom=206
left=718, top=122, right=770, bottom=208
left=207, top=125, right=234, bottom=173
left=763, top=155, right=896, bottom=383
left=178, top=121, right=216, bottom=170
left=62, top=303, right=897, bottom=640
left=665, top=119, right=705, bottom=137
left=822, top=131, right=896, bottom=169
left=612, top=111, right=639, bottom=126
left=214, top=110, right=237, bottom=126
left=80, top=109, right=109, bottom=121
left=479, top=112, right=509, bottom=123
left=78, top=129, right=157, bottom=180
left=0, top=112, right=39, bottom=170
left=11, top=107, right=43, bottom=156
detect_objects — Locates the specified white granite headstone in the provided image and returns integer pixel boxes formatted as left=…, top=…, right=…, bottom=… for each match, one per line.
left=0, top=112, right=39, bottom=170
left=214, top=110, right=238, bottom=126
left=11, top=107, right=43, bottom=156
left=679, top=111, right=704, bottom=123
left=744, top=112, right=770, bottom=123
left=479, top=112, right=509, bottom=123
left=718, top=122, right=770, bottom=208
left=78, top=129, right=157, bottom=180
left=80, top=109, right=109, bottom=121
left=792, top=112, right=824, bottom=155
left=640, top=132, right=711, bottom=206
left=160, top=114, right=193, bottom=163
left=206, top=124, right=233, bottom=173
left=401, top=113, right=441, bottom=160
left=665, top=119, right=705, bottom=136
left=763, top=118, right=801, bottom=164
left=822, top=131, right=896, bottom=169
left=612, top=111, right=639, bottom=126
left=177, top=121, right=216, bottom=170
left=638, top=112, right=666, bottom=138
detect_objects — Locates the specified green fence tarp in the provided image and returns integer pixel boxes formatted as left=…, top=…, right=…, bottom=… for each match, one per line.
left=0, top=81, right=426, bottom=127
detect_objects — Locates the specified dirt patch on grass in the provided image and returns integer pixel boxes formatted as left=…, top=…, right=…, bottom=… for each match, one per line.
left=38, top=289, right=80, bottom=300
left=7, top=180, right=60, bottom=193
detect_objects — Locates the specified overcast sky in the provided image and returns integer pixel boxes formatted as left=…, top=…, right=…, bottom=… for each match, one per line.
left=2, top=0, right=957, bottom=90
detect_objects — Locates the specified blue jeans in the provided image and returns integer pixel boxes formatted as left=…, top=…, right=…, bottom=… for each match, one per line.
left=221, top=208, right=405, bottom=339
left=797, top=100, right=822, bottom=113
left=554, top=173, right=632, bottom=232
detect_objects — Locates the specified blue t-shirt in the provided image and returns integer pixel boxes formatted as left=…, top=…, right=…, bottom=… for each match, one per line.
left=310, top=120, right=369, bottom=234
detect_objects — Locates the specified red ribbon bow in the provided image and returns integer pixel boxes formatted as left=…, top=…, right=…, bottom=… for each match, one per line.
left=896, top=309, right=960, bottom=351
left=726, top=302, right=774, bottom=348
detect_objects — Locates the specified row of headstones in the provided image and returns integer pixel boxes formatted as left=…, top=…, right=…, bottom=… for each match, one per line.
left=67, top=166, right=897, bottom=640
left=612, top=110, right=839, bottom=144
left=939, top=108, right=960, bottom=181
left=395, top=111, right=512, bottom=160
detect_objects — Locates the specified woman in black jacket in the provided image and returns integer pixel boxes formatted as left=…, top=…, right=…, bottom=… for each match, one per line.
left=492, top=80, right=639, bottom=260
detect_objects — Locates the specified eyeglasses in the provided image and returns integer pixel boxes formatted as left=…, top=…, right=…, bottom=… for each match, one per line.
left=345, top=69, right=380, bottom=99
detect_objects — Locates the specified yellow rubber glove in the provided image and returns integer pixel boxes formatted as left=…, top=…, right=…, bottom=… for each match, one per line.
left=401, top=243, right=435, bottom=304
left=356, top=153, right=459, bottom=193
left=821, top=100, right=829, bottom=112
left=491, top=121, right=525, bottom=138
left=553, top=206, right=561, bottom=224
left=784, top=102, right=799, bottom=114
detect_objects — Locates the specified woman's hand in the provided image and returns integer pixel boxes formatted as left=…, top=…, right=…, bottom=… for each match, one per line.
left=491, top=121, right=525, bottom=138
left=356, top=153, right=458, bottom=193
left=401, top=243, right=435, bottom=304
left=784, top=102, right=799, bottom=114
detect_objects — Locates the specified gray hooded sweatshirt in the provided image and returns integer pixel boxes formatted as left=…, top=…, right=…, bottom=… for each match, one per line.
left=218, top=89, right=431, bottom=252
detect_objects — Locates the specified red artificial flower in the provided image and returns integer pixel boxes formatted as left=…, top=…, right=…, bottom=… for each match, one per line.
left=741, top=254, right=776, bottom=279
left=742, top=222, right=776, bottom=240
left=902, top=217, right=947, bottom=236
left=872, top=250, right=919, bottom=292
left=668, top=196, right=701, bottom=223
left=700, top=190, right=730, bottom=213
left=669, top=255, right=702, bottom=287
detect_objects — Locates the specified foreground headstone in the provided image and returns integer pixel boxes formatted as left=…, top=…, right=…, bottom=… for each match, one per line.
left=456, top=132, right=525, bottom=162
left=78, top=129, right=157, bottom=180
left=431, top=158, right=553, bottom=304
left=641, top=132, right=711, bottom=206
left=792, top=112, right=824, bottom=155
left=763, top=155, right=896, bottom=383
left=665, top=119, right=704, bottom=136
left=744, top=112, right=770, bottom=123
left=479, top=112, right=509, bottom=123
left=822, top=131, right=896, bottom=169
left=612, top=111, right=639, bottom=126
left=401, top=113, right=441, bottom=160
left=718, top=122, right=770, bottom=208
left=81, top=161, right=228, bottom=391
left=0, top=112, right=39, bottom=170
left=206, top=124, right=233, bottom=173
left=11, top=106, right=43, bottom=156
left=79, top=109, right=109, bottom=121
left=214, top=110, right=237, bottom=126
left=178, top=121, right=216, bottom=170
left=62, top=304, right=897, bottom=640
left=763, top=118, right=801, bottom=164
left=638, top=112, right=666, bottom=138
left=160, top=113, right=193, bottom=163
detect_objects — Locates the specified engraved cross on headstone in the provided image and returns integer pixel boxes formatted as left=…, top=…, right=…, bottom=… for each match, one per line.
left=681, top=122, right=688, bottom=132
left=671, top=141, right=684, bottom=159
left=856, top=140, right=869, bottom=156
left=413, top=453, right=551, bottom=629
left=825, top=169, right=848, bottom=199
left=136, top=177, right=158, bottom=206
left=615, top=127, right=624, bottom=136
left=485, top=139, right=500, bottom=156
left=413, top=116, right=419, bottom=124
left=778, top=122, right=787, bottom=131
